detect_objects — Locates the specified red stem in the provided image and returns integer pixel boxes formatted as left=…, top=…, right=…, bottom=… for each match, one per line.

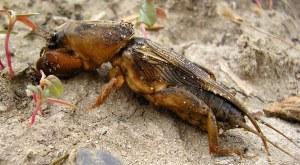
left=47, top=97, right=76, bottom=108
left=255, top=0, right=262, bottom=8
left=140, top=23, right=149, bottom=39
left=0, top=60, right=4, bottom=70
left=17, top=16, right=38, bottom=30
left=268, top=0, right=273, bottom=9
left=30, top=93, right=42, bottom=125
left=5, top=24, right=15, bottom=77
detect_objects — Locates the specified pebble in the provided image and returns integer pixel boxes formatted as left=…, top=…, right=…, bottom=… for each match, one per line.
left=295, top=72, right=300, bottom=80
left=76, top=148, right=122, bottom=165
left=214, top=157, right=236, bottom=165
left=48, top=145, right=54, bottom=149
left=26, top=150, right=34, bottom=159
left=0, top=105, right=6, bottom=112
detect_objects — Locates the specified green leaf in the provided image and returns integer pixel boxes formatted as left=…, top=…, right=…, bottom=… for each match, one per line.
left=26, top=85, right=41, bottom=95
left=139, top=0, right=157, bottom=26
left=45, top=75, right=64, bottom=98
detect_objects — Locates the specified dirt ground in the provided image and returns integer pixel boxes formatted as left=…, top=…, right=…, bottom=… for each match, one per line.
left=0, top=0, right=300, bottom=164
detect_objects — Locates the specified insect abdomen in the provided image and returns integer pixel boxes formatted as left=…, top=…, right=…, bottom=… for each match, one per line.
left=194, top=88, right=246, bottom=127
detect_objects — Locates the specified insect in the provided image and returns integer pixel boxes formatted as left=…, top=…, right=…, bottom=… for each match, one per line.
left=35, top=20, right=299, bottom=159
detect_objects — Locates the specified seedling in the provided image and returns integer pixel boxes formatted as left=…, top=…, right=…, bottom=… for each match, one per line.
left=0, top=10, right=39, bottom=77
left=122, top=0, right=167, bottom=38
left=138, top=0, right=167, bottom=38
left=253, top=0, right=273, bottom=9
left=26, top=71, right=75, bottom=125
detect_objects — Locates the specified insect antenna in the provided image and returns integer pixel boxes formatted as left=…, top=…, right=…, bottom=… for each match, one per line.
left=244, top=113, right=269, bottom=155
left=30, top=27, right=52, bottom=40
left=233, top=120, right=299, bottom=161
left=255, top=118, right=300, bottom=149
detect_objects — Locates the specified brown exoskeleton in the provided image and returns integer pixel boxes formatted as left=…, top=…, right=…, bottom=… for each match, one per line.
left=36, top=20, right=299, bottom=159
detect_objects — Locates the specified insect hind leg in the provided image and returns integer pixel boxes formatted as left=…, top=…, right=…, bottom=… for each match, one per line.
left=207, top=110, right=243, bottom=157
left=144, top=86, right=244, bottom=157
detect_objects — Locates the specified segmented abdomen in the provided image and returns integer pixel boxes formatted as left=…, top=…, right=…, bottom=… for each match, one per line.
left=193, top=88, right=246, bottom=126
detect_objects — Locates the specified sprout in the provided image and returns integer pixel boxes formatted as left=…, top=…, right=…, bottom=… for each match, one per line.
left=0, top=10, right=39, bottom=77
left=138, top=0, right=167, bottom=38
left=26, top=70, right=76, bottom=125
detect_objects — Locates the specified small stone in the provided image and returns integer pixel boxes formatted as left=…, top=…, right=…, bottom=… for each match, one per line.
left=0, top=105, right=6, bottom=112
left=26, top=150, right=34, bottom=159
left=295, top=72, right=300, bottom=80
left=72, top=139, right=79, bottom=145
left=127, top=144, right=131, bottom=149
left=215, top=157, right=235, bottom=165
left=99, top=126, right=109, bottom=136
left=76, top=148, right=122, bottom=165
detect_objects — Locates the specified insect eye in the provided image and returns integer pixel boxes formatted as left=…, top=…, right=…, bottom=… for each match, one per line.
left=47, top=32, right=64, bottom=49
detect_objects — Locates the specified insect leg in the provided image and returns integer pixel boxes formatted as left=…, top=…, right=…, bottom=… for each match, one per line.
left=207, top=110, right=242, bottom=157
left=145, top=87, right=244, bottom=157
left=37, top=48, right=83, bottom=77
left=90, top=66, right=125, bottom=109
left=144, top=87, right=209, bottom=128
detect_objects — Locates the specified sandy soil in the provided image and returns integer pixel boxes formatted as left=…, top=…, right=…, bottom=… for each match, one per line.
left=0, top=0, right=299, bottom=164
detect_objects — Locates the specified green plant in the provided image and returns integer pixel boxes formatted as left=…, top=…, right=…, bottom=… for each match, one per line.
left=253, top=0, right=273, bottom=9
left=0, top=10, right=38, bottom=77
left=138, top=0, right=167, bottom=38
left=26, top=71, right=75, bottom=125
